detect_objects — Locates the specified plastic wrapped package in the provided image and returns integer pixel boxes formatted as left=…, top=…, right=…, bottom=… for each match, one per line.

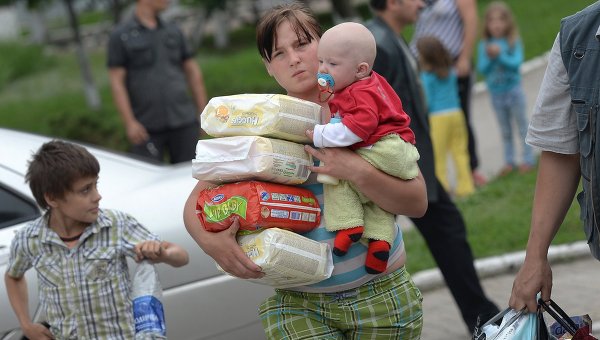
left=196, top=181, right=321, bottom=233
left=218, top=228, right=333, bottom=288
left=200, top=94, right=322, bottom=143
left=192, top=136, right=312, bottom=185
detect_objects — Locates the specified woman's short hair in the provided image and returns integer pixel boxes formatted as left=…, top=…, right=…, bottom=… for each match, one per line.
left=256, top=2, right=322, bottom=62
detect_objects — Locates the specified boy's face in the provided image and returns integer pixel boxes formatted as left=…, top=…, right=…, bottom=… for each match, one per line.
left=48, top=176, right=102, bottom=227
left=317, top=34, right=360, bottom=92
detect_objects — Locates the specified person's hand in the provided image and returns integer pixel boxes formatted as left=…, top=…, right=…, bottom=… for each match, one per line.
left=125, top=120, right=149, bottom=145
left=509, top=256, right=553, bottom=312
left=455, top=57, right=471, bottom=77
left=306, top=129, right=314, bottom=142
left=198, top=218, right=264, bottom=279
left=304, top=144, right=368, bottom=182
left=134, top=240, right=164, bottom=262
left=22, top=322, right=54, bottom=340
left=486, top=43, right=501, bottom=59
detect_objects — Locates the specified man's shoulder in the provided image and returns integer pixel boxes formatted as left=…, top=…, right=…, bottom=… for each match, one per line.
left=562, top=1, right=600, bottom=25
left=365, top=18, right=388, bottom=39
left=365, top=19, right=400, bottom=53
left=109, top=16, right=138, bottom=37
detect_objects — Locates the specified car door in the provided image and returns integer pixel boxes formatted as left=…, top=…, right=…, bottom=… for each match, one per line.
left=0, top=168, right=44, bottom=339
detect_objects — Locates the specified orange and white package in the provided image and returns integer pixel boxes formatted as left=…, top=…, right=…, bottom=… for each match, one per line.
left=196, top=181, right=321, bottom=233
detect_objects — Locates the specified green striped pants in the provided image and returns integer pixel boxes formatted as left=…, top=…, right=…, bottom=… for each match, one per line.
left=259, top=267, right=423, bottom=339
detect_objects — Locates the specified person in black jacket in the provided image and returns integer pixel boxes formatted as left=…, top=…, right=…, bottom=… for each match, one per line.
left=366, top=0, right=499, bottom=332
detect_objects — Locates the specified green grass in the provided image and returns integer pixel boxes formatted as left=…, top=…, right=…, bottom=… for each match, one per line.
left=403, top=167, right=583, bottom=274
left=0, top=42, right=55, bottom=90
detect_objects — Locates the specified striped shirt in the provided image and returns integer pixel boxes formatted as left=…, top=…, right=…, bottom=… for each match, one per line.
left=410, top=0, right=464, bottom=59
left=288, top=173, right=406, bottom=293
left=6, top=209, right=158, bottom=340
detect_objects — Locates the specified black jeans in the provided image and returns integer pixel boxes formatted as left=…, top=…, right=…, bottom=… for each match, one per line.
left=458, top=74, right=479, bottom=171
left=130, top=122, right=199, bottom=164
left=411, top=179, right=499, bottom=332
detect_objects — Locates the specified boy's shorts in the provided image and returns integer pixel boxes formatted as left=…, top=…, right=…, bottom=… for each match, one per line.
left=259, top=267, right=423, bottom=339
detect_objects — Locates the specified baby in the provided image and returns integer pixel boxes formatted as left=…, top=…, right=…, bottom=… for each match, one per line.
left=309, top=22, right=420, bottom=274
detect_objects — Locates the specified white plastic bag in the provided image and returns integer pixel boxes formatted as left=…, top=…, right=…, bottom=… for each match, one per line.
left=192, top=136, right=312, bottom=184
left=474, top=308, right=540, bottom=340
left=131, top=260, right=167, bottom=339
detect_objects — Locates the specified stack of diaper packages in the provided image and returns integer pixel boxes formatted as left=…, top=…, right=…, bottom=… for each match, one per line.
left=192, top=94, right=333, bottom=288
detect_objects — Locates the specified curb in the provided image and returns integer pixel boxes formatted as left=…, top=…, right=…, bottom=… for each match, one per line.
left=412, top=240, right=591, bottom=292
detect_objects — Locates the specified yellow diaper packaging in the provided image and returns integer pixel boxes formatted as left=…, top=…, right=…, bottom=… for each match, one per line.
left=200, top=94, right=322, bottom=143
left=218, top=228, right=333, bottom=288
left=192, top=136, right=312, bottom=184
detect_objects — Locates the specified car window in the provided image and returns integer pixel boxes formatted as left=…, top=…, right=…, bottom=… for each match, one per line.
left=0, top=184, right=40, bottom=230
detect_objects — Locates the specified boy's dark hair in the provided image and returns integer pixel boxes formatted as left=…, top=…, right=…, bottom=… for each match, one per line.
left=256, top=2, right=322, bottom=62
left=369, top=0, right=388, bottom=11
left=26, top=140, right=100, bottom=210
left=416, top=36, right=453, bottom=79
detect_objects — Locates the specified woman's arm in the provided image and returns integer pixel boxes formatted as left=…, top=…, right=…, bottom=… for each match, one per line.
left=455, top=0, right=478, bottom=77
left=305, top=145, right=427, bottom=217
left=183, top=181, right=263, bottom=279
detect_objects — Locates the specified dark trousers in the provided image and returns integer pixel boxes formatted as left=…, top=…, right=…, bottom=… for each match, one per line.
left=130, top=122, right=199, bottom=164
left=458, top=74, right=479, bottom=171
left=410, top=179, right=499, bottom=331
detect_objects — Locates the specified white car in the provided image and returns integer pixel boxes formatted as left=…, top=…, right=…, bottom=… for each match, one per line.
left=0, top=128, right=272, bottom=340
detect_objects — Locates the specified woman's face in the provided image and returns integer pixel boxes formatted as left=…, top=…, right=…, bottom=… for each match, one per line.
left=264, top=20, right=320, bottom=101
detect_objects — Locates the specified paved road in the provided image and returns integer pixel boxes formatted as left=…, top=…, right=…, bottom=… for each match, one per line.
left=420, top=254, right=600, bottom=339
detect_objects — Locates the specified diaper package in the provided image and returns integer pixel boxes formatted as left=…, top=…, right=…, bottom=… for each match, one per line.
left=200, top=94, right=322, bottom=143
left=196, top=181, right=321, bottom=233
left=218, top=228, right=333, bottom=288
left=192, top=136, right=312, bottom=185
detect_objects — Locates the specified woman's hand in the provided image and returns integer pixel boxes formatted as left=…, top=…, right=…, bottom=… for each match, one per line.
left=455, top=57, right=472, bottom=77
left=197, top=218, right=264, bottom=279
left=304, top=144, right=368, bottom=182
left=304, top=144, right=427, bottom=217
left=183, top=182, right=263, bottom=279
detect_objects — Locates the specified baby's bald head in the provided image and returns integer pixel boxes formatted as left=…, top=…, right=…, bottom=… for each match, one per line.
left=320, top=22, right=376, bottom=71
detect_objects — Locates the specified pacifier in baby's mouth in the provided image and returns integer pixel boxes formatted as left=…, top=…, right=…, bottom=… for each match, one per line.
left=317, top=73, right=335, bottom=102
